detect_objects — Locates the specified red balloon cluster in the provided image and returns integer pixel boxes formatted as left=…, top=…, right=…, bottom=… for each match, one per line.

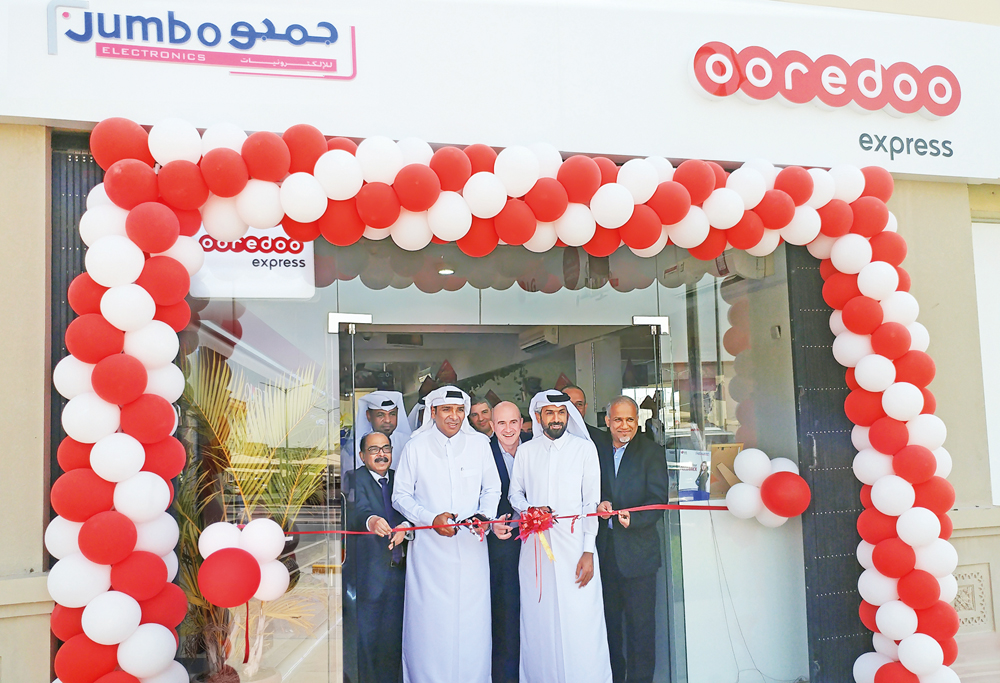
left=759, top=471, right=811, bottom=517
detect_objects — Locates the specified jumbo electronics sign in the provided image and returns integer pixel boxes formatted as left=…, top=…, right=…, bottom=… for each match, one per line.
left=693, top=42, right=961, bottom=118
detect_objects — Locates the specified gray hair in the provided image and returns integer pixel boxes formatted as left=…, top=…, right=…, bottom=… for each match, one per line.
left=470, top=397, right=493, bottom=409
left=605, top=395, right=638, bottom=414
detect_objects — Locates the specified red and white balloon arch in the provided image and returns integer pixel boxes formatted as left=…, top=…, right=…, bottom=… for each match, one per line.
left=44, top=117, right=960, bottom=683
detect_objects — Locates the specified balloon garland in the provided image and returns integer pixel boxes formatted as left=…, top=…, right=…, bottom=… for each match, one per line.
left=45, top=117, right=959, bottom=683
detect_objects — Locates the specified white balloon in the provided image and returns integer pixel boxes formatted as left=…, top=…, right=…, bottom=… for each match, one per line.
left=630, top=225, right=669, bottom=257
left=236, top=179, right=283, bottom=229
left=590, top=183, right=635, bottom=229
left=156, top=235, right=205, bottom=276
left=897, top=507, right=941, bottom=547
left=254, top=560, right=291, bottom=601
left=396, top=137, right=434, bottom=166
left=279, top=172, right=328, bottom=223
left=907, top=415, right=946, bottom=450
left=53, top=355, right=95, bottom=400
left=145, top=363, right=185, bottom=403
left=45, top=516, right=83, bottom=560
left=857, top=261, right=899, bottom=301
left=833, top=331, right=874, bottom=368
left=617, top=159, right=659, bottom=204
left=356, top=136, right=404, bottom=184
left=148, top=119, right=202, bottom=165
left=62, top=392, right=120, bottom=443
left=872, top=632, right=899, bottom=661
left=780, top=206, right=822, bottom=245
left=668, top=206, right=710, bottom=249
left=871, top=475, right=915, bottom=516
left=90, top=433, right=145, bottom=483
left=857, top=540, right=875, bottom=570
left=882, top=382, right=924, bottom=421
left=200, top=122, right=247, bottom=154
left=937, top=574, right=958, bottom=603
left=881, top=292, right=920, bottom=326
left=200, top=194, right=248, bottom=242
left=134, top=513, right=180, bottom=556
left=523, top=222, right=558, bottom=253
left=745, top=227, right=781, bottom=256
left=703, top=188, right=745, bottom=230
left=726, top=166, right=766, bottom=208
left=427, top=191, right=472, bottom=241
left=858, top=568, right=899, bottom=606
left=853, top=651, right=893, bottom=683
left=830, top=310, right=848, bottom=336
left=733, top=448, right=771, bottom=487
left=389, top=210, right=433, bottom=251
left=530, top=143, right=563, bottom=179
left=114, top=472, right=171, bottom=524
left=101, top=284, right=156, bottom=332
left=80, top=204, right=129, bottom=246
left=141, top=660, right=189, bottom=683
left=124, top=321, right=179, bottom=369
left=314, top=149, right=364, bottom=200
left=240, top=518, right=286, bottom=562
left=47, top=553, right=112, bottom=608
left=463, top=172, right=507, bottom=219
left=805, top=168, right=836, bottom=209
left=494, top=146, right=540, bottom=198
left=198, top=521, right=242, bottom=559
left=884, top=211, right=898, bottom=233
left=725, top=482, right=763, bottom=519
left=933, top=447, right=953, bottom=478
left=829, top=164, right=865, bottom=203
left=876, top=600, right=918, bottom=640
left=364, top=225, right=392, bottom=241
left=806, top=233, right=836, bottom=260
left=830, top=233, right=873, bottom=274
left=852, top=424, right=872, bottom=451
left=743, top=159, right=778, bottom=190
left=769, top=457, right=800, bottom=475
left=898, top=634, right=944, bottom=676
left=855, top=354, right=897, bottom=392
left=914, top=539, right=958, bottom=577
left=554, top=203, right=597, bottom=247
left=755, top=506, right=788, bottom=527
left=907, top=322, right=930, bottom=352
left=87, top=182, right=112, bottom=209
left=86, top=235, right=145, bottom=287
left=82, top=590, right=142, bottom=645
left=162, top=550, right=179, bottom=582
left=853, top=449, right=894, bottom=486
left=117, top=623, right=177, bottom=678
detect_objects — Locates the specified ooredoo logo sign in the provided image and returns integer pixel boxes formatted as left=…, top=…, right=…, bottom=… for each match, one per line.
left=191, top=229, right=315, bottom=299
left=693, top=42, right=960, bottom=118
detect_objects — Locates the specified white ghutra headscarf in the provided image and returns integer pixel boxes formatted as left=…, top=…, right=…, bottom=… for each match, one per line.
left=529, top=390, right=592, bottom=441
left=412, top=386, right=480, bottom=437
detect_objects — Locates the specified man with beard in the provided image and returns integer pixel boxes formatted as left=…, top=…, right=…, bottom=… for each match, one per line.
left=356, top=390, right=412, bottom=469
left=509, top=391, right=612, bottom=683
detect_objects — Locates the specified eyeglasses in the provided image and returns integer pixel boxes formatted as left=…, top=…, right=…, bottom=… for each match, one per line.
left=365, top=445, right=393, bottom=455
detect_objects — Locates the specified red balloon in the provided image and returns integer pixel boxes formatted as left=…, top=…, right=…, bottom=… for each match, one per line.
left=896, top=266, right=911, bottom=292
left=154, top=300, right=191, bottom=333
left=283, top=124, right=327, bottom=174
left=457, top=217, right=500, bottom=257
left=869, top=417, right=909, bottom=455
left=126, top=202, right=180, bottom=253
left=862, top=166, right=895, bottom=203
left=722, top=326, right=749, bottom=356
left=822, top=272, right=861, bottom=310
left=916, top=601, right=960, bottom=640
left=355, top=182, right=401, bottom=229
left=619, top=205, right=661, bottom=250
left=242, top=131, right=291, bottom=182
left=688, top=227, right=728, bottom=261
left=872, top=537, right=915, bottom=578
left=870, top=231, right=907, bottom=266
left=317, top=198, right=366, bottom=246
left=104, top=159, right=159, bottom=210
left=142, top=436, right=186, bottom=480
left=327, top=137, right=358, bottom=154
left=845, top=367, right=859, bottom=391
left=393, top=164, right=442, bottom=212
left=172, top=207, right=203, bottom=237
left=200, top=148, right=249, bottom=198
left=430, top=146, right=473, bottom=192
left=646, top=181, right=692, bottom=225
left=91, top=354, right=148, bottom=406
left=893, top=445, right=936, bottom=484
left=198, top=547, right=262, bottom=608
left=136, top=256, right=189, bottom=306
left=759, top=471, right=811, bottom=517
left=593, top=157, right=619, bottom=185
left=755, top=189, right=796, bottom=229
left=774, top=166, right=814, bottom=206
left=157, top=160, right=209, bottom=211
left=913, top=477, right=955, bottom=515
left=894, top=351, right=935, bottom=387
left=871, top=323, right=912, bottom=360
left=282, top=217, right=321, bottom=243
left=139, top=582, right=188, bottom=628
left=672, top=160, right=716, bottom=205
left=817, top=199, right=854, bottom=237
left=464, top=144, right=497, bottom=174
left=90, top=117, right=155, bottom=171
left=707, top=161, right=727, bottom=189
left=859, top=600, right=879, bottom=632
left=898, top=569, right=941, bottom=610
left=844, top=389, right=886, bottom=426
left=494, top=198, right=536, bottom=246
left=95, top=672, right=141, bottom=683
left=940, top=637, right=958, bottom=666
left=557, top=155, right=602, bottom=204
left=68, top=273, right=108, bottom=316
left=524, top=177, right=569, bottom=222
left=111, top=551, right=168, bottom=601
left=51, top=604, right=85, bottom=641
left=54, top=634, right=119, bottom=683
left=842, top=296, right=884, bottom=335
left=583, top=226, right=621, bottom=258
left=727, top=211, right=765, bottom=250
left=79, top=511, right=137, bottom=565
left=857, top=508, right=898, bottom=544
left=120, top=394, right=176, bottom=444
left=65, top=313, right=125, bottom=363
left=860, top=485, right=873, bottom=509
left=58, top=437, right=93, bottom=471
left=921, top=388, right=936, bottom=415
left=51, top=469, right=115, bottom=522
left=874, top=661, right=918, bottom=683
left=819, top=258, right=837, bottom=281
left=938, top=512, right=953, bottom=539
left=851, top=196, right=889, bottom=237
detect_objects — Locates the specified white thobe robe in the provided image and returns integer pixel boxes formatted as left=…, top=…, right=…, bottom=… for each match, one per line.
left=509, top=432, right=613, bottom=683
left=392, top=426, right=502, bottom=683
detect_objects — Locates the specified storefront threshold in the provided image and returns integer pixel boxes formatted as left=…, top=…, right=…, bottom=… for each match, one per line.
left=953, top=632, right=1000, bottom=682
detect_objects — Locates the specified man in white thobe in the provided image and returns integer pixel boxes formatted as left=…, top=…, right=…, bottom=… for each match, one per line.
left=355, top=390, right=412, bottom=470
left=392, top=386, right=502, bottom=683
left=509, top=390, right=613, bottom=683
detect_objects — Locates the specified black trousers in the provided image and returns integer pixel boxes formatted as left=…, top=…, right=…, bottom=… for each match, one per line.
left=488, top=534, right=521, bottom=683
left=601, top=539, right=657, bottom=683
left=357, top=578, right=405, bottom=683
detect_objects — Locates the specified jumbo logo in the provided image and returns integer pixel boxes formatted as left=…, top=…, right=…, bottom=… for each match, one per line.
left=200, top=234, right=304, bottom=255
left=693, top=41, right=960, bottom=118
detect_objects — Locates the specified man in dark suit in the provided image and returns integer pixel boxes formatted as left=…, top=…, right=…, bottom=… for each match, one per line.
left=344, top=431, right=409, bottom=683
left=595, top=396, right=669, bottom=683
left=564, top=385, right=611, bottom=452
left=487, top=401, right=523, bottom=683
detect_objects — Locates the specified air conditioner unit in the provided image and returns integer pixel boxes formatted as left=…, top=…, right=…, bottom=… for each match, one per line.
left=519, top=326, right=558, bottom=352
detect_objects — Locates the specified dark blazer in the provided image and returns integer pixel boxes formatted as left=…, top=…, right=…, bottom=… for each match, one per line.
left=488, top=436, right=519, bottom=550
left=587, top=422, right=612, bottom=453
left=595, top=436, right=669, bottom=578
left=344, top=467, right=407, bottom=602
